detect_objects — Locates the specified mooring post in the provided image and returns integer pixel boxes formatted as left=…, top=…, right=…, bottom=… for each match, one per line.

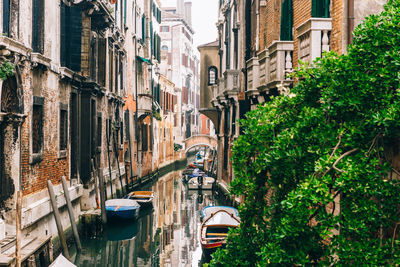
left=47, top=180, right=70, bottom=259
left=16, top=191, right=22, bottom=267
left=61, top=176, right=82, bottom=252
left=91, top=159, right=100, bottom=208
left=98, top=170, right=107, bottom=224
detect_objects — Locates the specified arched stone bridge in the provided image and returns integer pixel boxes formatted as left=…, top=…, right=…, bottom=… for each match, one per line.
left=184, top=135, right=218, bottom=153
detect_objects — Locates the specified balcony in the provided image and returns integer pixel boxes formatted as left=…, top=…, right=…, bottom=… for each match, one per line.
left=137, top=94, right=153, bottom=120
left=257, top=49, right=268, bottom=90
left=223, top=70, right=239, bottom=93
left=246, top=57, right=260, bottom=99
left=80, top=0, right=114, bottom=30
left=267, top=40, right=294, bottom=89
left=297, top=18, right=332, bottom=63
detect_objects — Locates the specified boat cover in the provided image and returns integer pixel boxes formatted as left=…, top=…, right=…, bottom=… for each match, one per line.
left=49, top=254, right=77, bottom=267
left=106, top=199, right=140, bottom=207
left=204, top=211, right=240, bottom=227
left=202, top=206, right=239, bottom=219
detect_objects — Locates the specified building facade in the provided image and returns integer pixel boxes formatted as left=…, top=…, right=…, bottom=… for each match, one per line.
left=200, top=0, right=387, bottom=190
left=159, top=0, right=201, bottom=147
left=0, top=0, right=185, bottom=259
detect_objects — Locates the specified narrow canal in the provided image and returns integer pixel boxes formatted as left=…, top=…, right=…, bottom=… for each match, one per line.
left=70, top=168, right=230, bottom=266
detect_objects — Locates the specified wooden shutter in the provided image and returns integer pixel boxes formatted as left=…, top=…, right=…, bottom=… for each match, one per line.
left=2, top=0, right=10, bottom=37
left=142, top=15, right=146, bottom=40
left=60, top=2, right=67, bottom=67
left=69, top=6, right=82, bottom=72
left=98, top=37, right=106, bottom=86
left=280, top=0, right=293, bottom=41
left=312, top=0, right=330, bottom=18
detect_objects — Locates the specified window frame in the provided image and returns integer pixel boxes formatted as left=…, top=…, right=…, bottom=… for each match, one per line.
left=30, top=96, right=44, bottom=164
left=59, top=102, right=68, bottom=158
left=208, top=66, right=218, bottom=85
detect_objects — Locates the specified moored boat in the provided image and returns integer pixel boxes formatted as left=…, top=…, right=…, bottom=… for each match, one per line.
left=49, top=254, right=77, bottom=267
left=105, top=199, right=140, bottom=220
left=200, top=206, right=240, bottom=255
left=125, top=191, right=154, bottom=208
left=188, top=176, right=215, bottom=190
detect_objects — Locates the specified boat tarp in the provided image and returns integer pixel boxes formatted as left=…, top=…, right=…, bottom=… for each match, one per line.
left=49, top=254, right=77, bottom=267
left=202, top=206, right=239, bottom=219
left=205, top=211, right=240, bottom=227
left=105, top=199, right=140, bottom=207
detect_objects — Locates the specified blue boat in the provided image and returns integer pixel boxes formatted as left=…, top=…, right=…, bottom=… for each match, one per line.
left=105, top=199, right=140, bottom=220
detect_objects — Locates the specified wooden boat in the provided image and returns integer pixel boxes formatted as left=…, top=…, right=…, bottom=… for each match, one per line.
left=188, top=176, right=215, bottom=190
left=200, top=206, right=240, bottom=254
left=105, top=199, right=140, bottom=220
left=201, top=206, right=239, bottom=221
left=49, top=254, right=77, bottom=267
left=125, top=191, right=154, bottom=208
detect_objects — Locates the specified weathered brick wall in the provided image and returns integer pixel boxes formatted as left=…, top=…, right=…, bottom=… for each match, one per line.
left=293, top=0, right=312, bottom=67
left=265, top=0, right=281, bottom=48
left=259, top=2, right=267, bottom=50
left=330, top=0, right=344, bottom=55
left=21, top=68, right=69, bottom=195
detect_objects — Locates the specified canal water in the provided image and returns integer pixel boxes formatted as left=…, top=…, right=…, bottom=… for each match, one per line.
left=71, top=169, right=230, bottom=266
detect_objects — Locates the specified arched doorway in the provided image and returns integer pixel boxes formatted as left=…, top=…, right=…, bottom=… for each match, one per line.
left=0, top=74, right=24, bottom=206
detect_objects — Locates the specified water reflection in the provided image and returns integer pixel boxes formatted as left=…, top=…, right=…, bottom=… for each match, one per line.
left=73, top=170, right=225, bottom=267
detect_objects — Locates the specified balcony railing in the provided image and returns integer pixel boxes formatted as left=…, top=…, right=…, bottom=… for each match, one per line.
left=258, top=49, right=268, bottom=88
left=246, top=57, right=259, bottom=92
left=297, top=18, right=332, bottom=63
left=267, top=41, right=294, bottom=88
left=223, top=69, right=240, bottom=92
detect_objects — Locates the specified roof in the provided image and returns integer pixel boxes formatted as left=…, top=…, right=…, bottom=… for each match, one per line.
left=198, top=40, right=219, bottom=49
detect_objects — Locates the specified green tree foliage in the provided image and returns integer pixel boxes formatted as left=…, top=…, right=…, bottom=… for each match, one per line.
left=209, top=1, right=400, bottom=265
left=0, top=60, right=14, bottom=80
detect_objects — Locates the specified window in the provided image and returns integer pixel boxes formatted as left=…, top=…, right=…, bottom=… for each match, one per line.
left=142, top=124, right=148, bottom=151
left=59, top=103, right=68, bottom=152
left=60, top=2, right=82, bottom=71
left=160, top=26, right=169, bottom=32
left=32, top=0, right=45, bottom=53
left=3, top=0, right=10, bottom=37
left=312, top=0, right=330, bottom=18
left=208, top=66, right=217, bottom=85
left=124, top=110, right=129, bottom=141
left=32, top=96, right=44, bottom=162
left=280, top=0, right=293, bottom=41
left=97, top=113, right=102, bottom=148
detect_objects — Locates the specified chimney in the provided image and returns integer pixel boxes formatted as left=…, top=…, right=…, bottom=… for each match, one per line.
left=184, top=1, right=192, bottom=26
left=177, top=0, right=184, bottom=17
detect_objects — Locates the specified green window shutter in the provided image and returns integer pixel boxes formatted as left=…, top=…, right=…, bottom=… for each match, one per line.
left=142, top=15, right=146, bottom=40
left=280, top=0, right=293, bottom=41
left=312, top=0, right=330, bottom=18
left=69, top=5, right=82, bottom=71
left=150, top=21, right=153, bottom=52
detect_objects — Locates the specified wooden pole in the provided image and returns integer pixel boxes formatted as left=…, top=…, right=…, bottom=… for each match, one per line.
left=91, top=159, right=100, bottom=208
left=15, top=191, right=22, bottom=267
left=113, top=131, right=124, bottom=196
left=98, top=170, right=107, bottom=224
left=61, top=176, right=82, bottom=252
left=47, top=180, right=70, bottom=259
left=106, top=123, right=114, bottom=199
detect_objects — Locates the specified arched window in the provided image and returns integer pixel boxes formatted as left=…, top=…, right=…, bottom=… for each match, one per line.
left=208, top=66, right=217, bottom=85
left=161, top=45, right=169, bottom=51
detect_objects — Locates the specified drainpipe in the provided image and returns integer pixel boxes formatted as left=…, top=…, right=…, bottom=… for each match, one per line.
left=134, top=4, right=139, bottom=177
left=348, top=0, right=355, bottom=46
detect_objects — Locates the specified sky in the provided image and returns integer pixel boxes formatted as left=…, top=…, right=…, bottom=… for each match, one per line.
left=160, top=0, right=219, bottom=48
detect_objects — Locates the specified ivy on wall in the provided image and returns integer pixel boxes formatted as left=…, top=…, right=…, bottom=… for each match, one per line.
left=0, top=60, right=14, bottom=81
left=209, top=1, right=400, bottom=265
